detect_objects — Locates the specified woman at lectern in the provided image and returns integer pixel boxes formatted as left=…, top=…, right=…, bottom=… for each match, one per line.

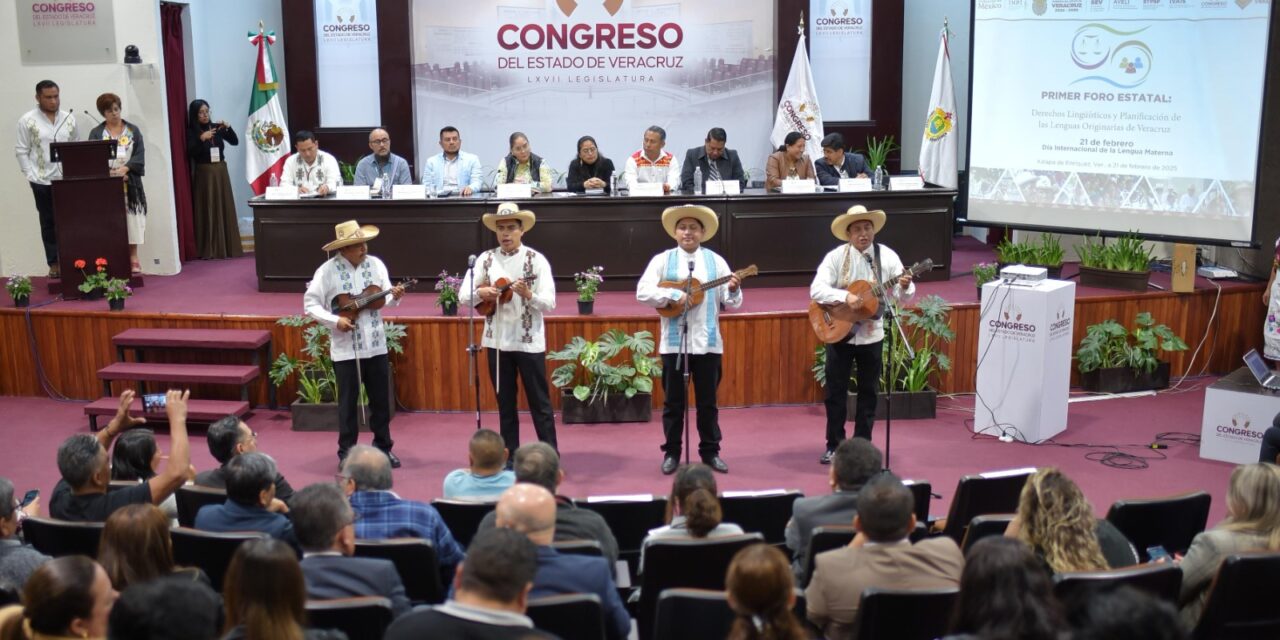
left=186, top=99, right=243, bottom=260
left=89, top=93, right=147, bottom=275
left=1263, top=237, right=1280, bottom=364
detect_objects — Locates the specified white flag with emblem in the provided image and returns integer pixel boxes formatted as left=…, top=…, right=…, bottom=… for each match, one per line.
left=919, top=25, right=957, bottom=189
left=771, top=34, right=824, bottom=162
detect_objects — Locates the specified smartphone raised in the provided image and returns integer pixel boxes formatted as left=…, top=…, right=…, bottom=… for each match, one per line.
left=141, top=393, right=167, bottom=413
left=1146, top=545, right=1171, bottom=563
left=19, top=489, right=39, bottom=508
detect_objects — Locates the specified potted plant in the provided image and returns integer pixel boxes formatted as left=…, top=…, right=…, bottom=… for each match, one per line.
left=6, top=275, right=32, bottom=308
left=75, top=258, right=110, bottom=300
left=435, top=270, right=462, bottom=316
left=574, top=265, right=604, bottom=315
left=1077, top=232, right=1153, bottom=291
left=549, top=328, right=661, bottom=423
left=973, top=262, right=998, bottom=297
left=269, top=314, right=407, bottom=430
left=996, top=234, right=1064, bottom=279
left=862, top=135, right=899, bottom=189
left=338, top=160, right=357, bottom=186
left=1075, top=311, right=1188, bottom=393
left=104, top=278, right=132, bottom=311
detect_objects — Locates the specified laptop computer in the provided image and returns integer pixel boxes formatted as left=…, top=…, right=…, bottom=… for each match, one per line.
left=1242, top=349, right=1280, bottom=390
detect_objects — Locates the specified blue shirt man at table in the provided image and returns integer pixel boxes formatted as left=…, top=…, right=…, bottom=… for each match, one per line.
left=353, top=128, right=412, bottom=188
left=421, top=125, right=482, bottom=196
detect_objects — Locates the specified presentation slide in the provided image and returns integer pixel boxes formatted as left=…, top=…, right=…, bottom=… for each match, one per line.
left=967, top=0, right=1272, bottom=245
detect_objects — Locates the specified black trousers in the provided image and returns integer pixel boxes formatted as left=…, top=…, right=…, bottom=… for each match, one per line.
left=824, top=340, right=883, bottom=449
left=660, top=353, right=723, bottom=458
left=334, top=354, right=394, bottom=458
left=30, top=183, right=57, bottom=265
left=486, top=349, right=558, bottom=452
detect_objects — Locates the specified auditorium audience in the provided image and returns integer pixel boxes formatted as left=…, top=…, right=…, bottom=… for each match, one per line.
left=785, top=437, right=882, bottom=583
left=805, top=473, right=963, bottom=638
left=50, top=390, right=190, bottom=522
left=725, top=544, right=809, bottom=640
left=442, top=428, right=514, bottom=500
left=0, top=478, right=47, bottom=594
left=110, top=429, right=191, bottom=522
left=496, top=131, right=552, bottom=193
left=477, top=443, right=619, bottom=572
left=194, top=416, right=295, bottom=508
left=565, top=135, right=615, bottom=193
left=338, top=445, right=465, bottom=569
left=186, top=99, right=242, bottom=259
left=384, top=528, right=555, bottom=639
left=193, top=452, right=297, bottom=550
left=1006, top=467, right=1137, bottom=571
left=765, top=131, right=815, bottom=191
left=494, top=483, right=630, bottom=640
left=0, top=556, right=117, bottom=640
left=292, top=483, right=410, bottom=618
left=107, top=576, right=220, bottom=640
left=946, top=536, right=1061, bottom=640
left=1065, top=584, right=1187, bottom=640
left=1178, top=462, right=1280, bottom=626
left=221, top=538, right=345, bottom=640
left=640, top=462, right=743, bottom=569
left=97, top=504, right=207, bottom=591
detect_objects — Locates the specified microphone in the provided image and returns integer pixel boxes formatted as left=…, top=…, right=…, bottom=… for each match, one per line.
left=81, top=109, right=103, bottom=125
left=467, top=254, right=477, bottom=268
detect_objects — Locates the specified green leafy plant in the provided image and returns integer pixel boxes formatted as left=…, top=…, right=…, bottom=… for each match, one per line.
left=574, top=266, right=604, bottom=302
left=549, top=329, right=662, bottom=403
left=973, top=262, right=999, bottom=288
left=104, top=278, right=132, bottom=302
left=995, top=234, right=1063, bottom=267
left=1075, top=311, right=1188, bottom=375
left=812, top=294, right=955, bottom=393
left=435, top=270, right=462, bottom=308
left=5, top=275, right=32, bottom=300
left=338, top=160, right=356, bottom=186
left=862, top=135, right=900, bottom=171
left=1079, top=232, right=1154, bottom=272
left=75, top=258, right=111, bottom=294
left=269, top=314, right=407, bottom=404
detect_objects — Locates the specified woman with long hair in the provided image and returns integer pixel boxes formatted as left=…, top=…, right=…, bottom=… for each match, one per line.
left=1007, top=467, right=1132, bottom=572
left=948, top=536, right=1063, bottom=640
left=565, top=135, right=615, bottom=193
left=1179, top=462, right=1280, bottom=626
left=87, top=93, right=147, bottom=275
left=97, top=504, right=205, bottom=591
left=765, top=131, right=814, bottom=191
left=725, top=544, right=808, bottom=640
left=110, top=430, right=187, bottom=522
left=222, top=538, right=342, bottom=640
left=186, top=99, right=243, bottom=259
left=0, top=556, right=117, bottom=640
left=639, top=463, right=743, bottom=569
left=496, top=131, right=552, bottom=193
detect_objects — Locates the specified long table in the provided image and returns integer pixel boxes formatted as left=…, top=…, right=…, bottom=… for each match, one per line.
left=249, top=188, right=957, bottom=292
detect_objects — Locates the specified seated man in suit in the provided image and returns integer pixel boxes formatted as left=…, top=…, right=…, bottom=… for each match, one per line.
left=194, top=415, right=294, bottom=508
left=805, top=473, right=963, bottom=638
left=292, top=483, right=410, bottom=618
left=785, top=437, right=883, bottom=583
left=193, top=452, right=297, bottom=550
left=495, top=483, right=630, bottom=640
left=680, top=127, right=747, bottom=193
left=814, top=133, right=870, bottom=186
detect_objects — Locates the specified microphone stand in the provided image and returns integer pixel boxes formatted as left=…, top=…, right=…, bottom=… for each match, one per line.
left=465, top=255, right=483, bottom=430
left=680, top=258, right=695, bottom=467
left=868, top=253, right=905, bottom=471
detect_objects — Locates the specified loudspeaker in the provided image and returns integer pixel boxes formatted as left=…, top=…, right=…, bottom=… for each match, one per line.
left=1172, top=243, right=1196, bottom=293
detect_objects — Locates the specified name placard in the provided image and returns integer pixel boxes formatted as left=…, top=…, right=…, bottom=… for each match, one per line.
left=392, top=184, right=426, bottom=200
left=336, top=185, right=371, bottom=200
left=264, top=186, right=298, bottom=200
left=496, top=183, right=533, bottom=199
left=890, top=176, right=926, bottom=191
left=839, top=178, right=873, bottom=192
left=629, top=182, right=664, bottom=197
left=705, top=180, right=741, bottom=195
left=781, top=178, right=817, bottom=194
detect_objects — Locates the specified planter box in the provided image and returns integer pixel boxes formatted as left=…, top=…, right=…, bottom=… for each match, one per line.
left=1078, top=265, right=1150, bottom=292
left=1079, top=361, right=1171, bottom=393
left=846, top=389, right=938, bottom=421
left=289, top=374, right=397, bottom=431
left=561, top=389, right=652, bottom=424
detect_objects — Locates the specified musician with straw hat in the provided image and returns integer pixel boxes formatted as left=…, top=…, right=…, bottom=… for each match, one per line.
left=304, top=220, right=405, bottom=469
left=811, top=205, right=914, bottom=465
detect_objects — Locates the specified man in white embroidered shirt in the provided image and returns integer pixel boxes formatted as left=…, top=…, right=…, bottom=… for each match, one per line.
left=15, top=80, right=79, bottom=278
left=281, top=130, right=342, bottom=196
left=637, top=205, right=742, bottom=475
left=810, top=206, right=914, bottom=465
left=459, top=203, right=558, bottom=457
left=622, top=125, right=680, bottom=194
left=304, top=221, right=405, bottom=469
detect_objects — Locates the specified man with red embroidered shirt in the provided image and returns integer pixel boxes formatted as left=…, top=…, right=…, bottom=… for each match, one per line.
left=622, top=125, right=680, bottom=194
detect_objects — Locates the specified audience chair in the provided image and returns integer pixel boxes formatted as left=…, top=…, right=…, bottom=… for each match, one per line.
left=959, top=513, right=1014, bottom=554
left=938, top=468, right=1034, bottom=543
left=551, top=538, right=604, bottom=557
left=1192, top=551, right=1280, bottom=640
left=1105, top=490, right=1211, bottom=561
left=904, top=479, right=933, bottom=524
left=170, top=528, right=267, bottom=592
left=576, top=495, right=668, bottom=577
left=354, top=538, right=443, bottom=605
left=22, top=517, right=104, bottom=558
left=719, top=490, right=803, bottom=546
left=1053, top=563, right=1182, bottom=606
left=305, top=596, right=393, bottom=640
left=637, top=532, right=763, bottom=640
left=0, top=586, right=18, bottom=607
left=527, top=593, right=607, bottom=640
left=852, top=587, right=959, bottom=640
left=802, top=525, right=856, bottom=589
left=430, top=498, right=495, bottom=548
left=175, top=485, right=228, bottom=528
left=652, top=588, right=733, bottom=640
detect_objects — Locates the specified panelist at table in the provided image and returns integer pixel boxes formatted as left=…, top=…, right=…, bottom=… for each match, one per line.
left=680, top=127, right=746, bottom=193
left=765, top=131, right=816, bottom=192
left=496, top=131, right=552, bottom=194
left=566, top=135, right=614, bottom=194
left=422, top=125, right=482, bottom=197
left=281, top=130, right=341, bottom=196
left=622, top=125, right=680, bottom=194
left=353, top=128, right=412, bottom=188
left=815, top=133, right=869, bottom=186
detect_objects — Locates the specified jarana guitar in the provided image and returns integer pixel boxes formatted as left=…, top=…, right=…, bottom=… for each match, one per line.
left=656, top=265, right=759, bottom=318
left=808, top=259, right=933, bottom=343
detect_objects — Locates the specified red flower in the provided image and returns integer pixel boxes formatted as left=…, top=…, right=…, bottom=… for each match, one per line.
left=74, top=259, right=86, bottom=269
left=95, top=258, right=108, bottom=267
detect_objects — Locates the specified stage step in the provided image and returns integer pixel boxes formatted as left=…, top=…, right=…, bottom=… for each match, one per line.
left=112, top=328, right=271, bottom=350
left=98, top=363, right=260, bottom=401
left=84, top=397, right=249, bottom=431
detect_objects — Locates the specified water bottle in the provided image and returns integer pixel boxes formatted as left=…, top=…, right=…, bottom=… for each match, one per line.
left=425, top=169, right=436, bottom=198
left=379, top=172, right=389, bottom=198
left=268, top=173, right=279, bottom=188
left=693, top=166, right=703, bottom=195
left=609, top=172, right=617, bottom=196
left=873, top=165, right=886, bottom=191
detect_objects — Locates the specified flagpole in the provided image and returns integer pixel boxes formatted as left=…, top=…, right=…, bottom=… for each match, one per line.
left=798, top=11, right=805, bottom=36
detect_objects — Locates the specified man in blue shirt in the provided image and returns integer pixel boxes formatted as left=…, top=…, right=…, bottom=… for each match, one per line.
left=194, top=452, right=297, bottom=550
left=420, top=125, right=482, bottom=196
left=442, top=428, right=514, bottom=499
left=353, top=128, right=412, bottom=188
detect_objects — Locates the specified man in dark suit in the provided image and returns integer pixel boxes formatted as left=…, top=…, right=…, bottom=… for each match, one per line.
left=785, top=437, right=883, bottom=583
left=293, top=483, right=411, bottom=618
left=814, top=133, right=870, bottom=186
left=680, top=127, right=747, bottom=192
left=496, top=483, right=630, bottom=640
left=194, top=415, right=295, bottom=506
left=193, top=452, right=297, bottom=551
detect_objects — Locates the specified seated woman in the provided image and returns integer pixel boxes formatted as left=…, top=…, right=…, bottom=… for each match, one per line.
left=640, top=463, right=743, bottom=569
left=1006, top=467, right=1136, bottom=572
left=222, top=538, right=345, bottom=640
left=1178, top=462, right=1280, bottom=627
left=496, top=131, right=553, bottom=193
left=0, top=556, right=117, bottom=640
left=765, top=131, right=815, bottom=191
left=111, top=430, right=191, bottom=523
left=98, top=504, right=208, bottom=591
left=725, top=544, right=808, bottom=640
left=566, top=135, right=615, bottom=193
left=947, top=536, right=1063, bottom=640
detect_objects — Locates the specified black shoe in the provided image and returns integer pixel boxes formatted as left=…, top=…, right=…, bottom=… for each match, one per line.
left=661, top=456, right=679, bottom=475
left=385, top=450, right=402, bottom=469
left=704, top=456, right=729, bottom=474
left=819, top=449, right=836, bottom=465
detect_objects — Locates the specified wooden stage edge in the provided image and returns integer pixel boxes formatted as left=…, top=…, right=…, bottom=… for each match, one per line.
left=1, top=283, right=1261, bottom=413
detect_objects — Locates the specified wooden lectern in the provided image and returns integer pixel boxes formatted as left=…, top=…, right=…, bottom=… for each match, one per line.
left=50, top=140, right=134, bottom=297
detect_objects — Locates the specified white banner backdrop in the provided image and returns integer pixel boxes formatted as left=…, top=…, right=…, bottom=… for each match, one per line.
left=17, top=0, right=117, bottom=64
left=314, top=0, right=382, bottom=127
left=411, top=0, right=775, bottom=187
left=808, top=0, right=871, bottom=122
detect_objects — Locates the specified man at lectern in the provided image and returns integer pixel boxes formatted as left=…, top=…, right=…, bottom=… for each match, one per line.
left=810, top=206, right=914, bottom=465
left=15, top=80, right=79, bottom=278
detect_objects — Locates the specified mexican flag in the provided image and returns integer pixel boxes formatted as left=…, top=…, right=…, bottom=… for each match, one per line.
left=245, top=24, right=290, bottom=195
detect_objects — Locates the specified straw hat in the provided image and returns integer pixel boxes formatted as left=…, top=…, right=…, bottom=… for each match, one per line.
left=661, top=204, right=719, bottom=241
left=829, top=205, right=886, bottom=241
left=482, top=202, right=537, bottom=233
left=322, top=220, right=380, bottom=252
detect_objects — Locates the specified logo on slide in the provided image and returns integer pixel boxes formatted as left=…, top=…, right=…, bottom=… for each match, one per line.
left=557, top=0, right=624, bottom=17
left=1070, top=24, right=1152, bottom=88
left=925, top=107, right=953, bottom=141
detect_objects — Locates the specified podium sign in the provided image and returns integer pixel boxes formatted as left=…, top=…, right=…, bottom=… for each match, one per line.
left=50, top=140, right=130, bottom=297
left=975, top=280, right=1076, bottom=441
left=1199, top=368, right=1279, bottom=464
